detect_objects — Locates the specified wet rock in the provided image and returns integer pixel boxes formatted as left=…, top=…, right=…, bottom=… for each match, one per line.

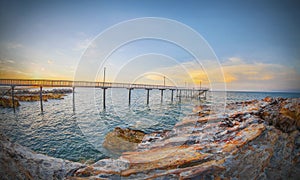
left=0, top=96, right=20, bottom=108
left=15, top=93, right=65, bottom=102
left=15, top=88, right=72, bottom=95
left=102, top=127, right=145, bottom=157
left=0, top=133, right=85, bottom=180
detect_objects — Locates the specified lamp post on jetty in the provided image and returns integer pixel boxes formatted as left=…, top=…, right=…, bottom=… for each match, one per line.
left=200, top=80, right=201, bottom=90
left=160, top=76, right=166, bottom=103
left=185, top=82, right=187, bottom=97
left=103, top=67, right=106, bottom=86
left=103, top=67, right=107, bottom=109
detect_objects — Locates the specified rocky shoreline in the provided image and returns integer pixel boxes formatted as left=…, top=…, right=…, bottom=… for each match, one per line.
left=0, top=97, right=299, bottom=179
left=0, top=88, right=72, bottom=108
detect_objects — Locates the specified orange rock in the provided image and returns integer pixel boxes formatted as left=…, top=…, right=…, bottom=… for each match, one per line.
left=121, top=145, right=211, bottom=176
left=0, top=97, right=20, bottom=108
left=102, top=127, right=145, bottom=157
left=179, top=159, right=226, bottom=179
left=280, top=100, right=300, bottom=130
left=192, top=105, right=203, bottom=113
left=263, top=96, right=273, bottom=102
left=222, top=124, right=265, bottom=153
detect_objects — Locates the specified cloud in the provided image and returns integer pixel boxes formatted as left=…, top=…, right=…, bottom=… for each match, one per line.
left=73, top=36, right=96, bottom=52
left=145, top=74, right=163, bottom=81
left=218, top=57, right=300, bottom=91
left=150, top=57, right=300, bottom=91
left=47, top=60, right=54, bottom=64
left=0, top=58, right=15, bottom=64
left=6, top=60, right=15, bottom=64
left=6, top=42, right=23, bottom=49
left=220, top=57, right=298, bottom=82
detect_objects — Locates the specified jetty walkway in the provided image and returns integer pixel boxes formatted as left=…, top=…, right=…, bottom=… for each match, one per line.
left=0, top=79, right=209, bottom=111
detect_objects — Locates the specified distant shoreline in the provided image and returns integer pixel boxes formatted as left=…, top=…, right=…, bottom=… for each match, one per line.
left=210, top=90, right=300, bottom=94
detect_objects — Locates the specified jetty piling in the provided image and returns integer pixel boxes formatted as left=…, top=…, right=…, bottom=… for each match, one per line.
left=72, top=87, right=75, bottom=112
left=146, top=89, right=151, bottom=105
left=159, top=89, right=165, bottom=103
left=11, top=86, right=15, bottom=111
left=103, top=88, right=107, bottom=109
left=128, top=88, right=133, bottom=105
left=179, top=90, right=182, bottom=102
left=171, top=89, right=174, bottom=102
left=39, top=86, right=43, bottom=112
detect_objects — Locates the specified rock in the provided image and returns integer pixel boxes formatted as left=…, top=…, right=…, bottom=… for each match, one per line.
left=192, top=105, right=211, bottom=117
left=263, top=96, right=273, bottom=102
left=121, top=145, right=212, bottom=176
left=15, top=93, right=65, bottom=102
left=259, top=98, right=300, bottom=132
left=0, top=96, right=20, bottom=108
left=71, top=97, right=300, bottom=179
left=74, top=158, right=129, bottom=177
left=102, top=127, right=145, bottom=157
left=15, top=88, right=72, bottom=95
left=0, top=133, right=85, bottom=180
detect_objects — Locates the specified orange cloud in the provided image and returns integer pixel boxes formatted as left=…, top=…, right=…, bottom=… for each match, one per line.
left=153, top=57, right=300, bottom=91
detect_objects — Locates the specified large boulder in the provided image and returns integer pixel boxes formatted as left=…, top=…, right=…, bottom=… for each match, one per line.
left=102, top=127, right=145, bottom=157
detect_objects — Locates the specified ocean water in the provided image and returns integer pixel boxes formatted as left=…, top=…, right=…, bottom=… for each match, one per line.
left=0, top=88, right=299, bottom=162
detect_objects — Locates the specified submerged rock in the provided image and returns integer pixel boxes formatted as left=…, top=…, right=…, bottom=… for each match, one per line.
left=102, top=127, right=145, bottom=157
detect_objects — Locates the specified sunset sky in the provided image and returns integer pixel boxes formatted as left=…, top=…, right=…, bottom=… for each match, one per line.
left=0, top=0, right=299, bottom=91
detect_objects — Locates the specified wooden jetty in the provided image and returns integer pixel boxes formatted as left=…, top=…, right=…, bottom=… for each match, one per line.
left=0, top=79, right=209, bottom=111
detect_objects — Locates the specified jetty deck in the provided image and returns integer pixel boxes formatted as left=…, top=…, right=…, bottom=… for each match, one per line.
left=0, top=79, right=208, bottom=90
left=0, top=79, right=209, bottom=111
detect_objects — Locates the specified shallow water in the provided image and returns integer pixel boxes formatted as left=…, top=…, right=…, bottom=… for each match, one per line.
left=0, top=88, right=299, bottom=162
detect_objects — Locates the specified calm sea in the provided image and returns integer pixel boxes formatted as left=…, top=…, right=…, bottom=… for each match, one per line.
left=0, top=88, right=299, bottom=162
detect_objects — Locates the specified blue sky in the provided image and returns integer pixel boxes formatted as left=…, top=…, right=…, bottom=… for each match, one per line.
left=0, top=0, right=299, bottom=91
